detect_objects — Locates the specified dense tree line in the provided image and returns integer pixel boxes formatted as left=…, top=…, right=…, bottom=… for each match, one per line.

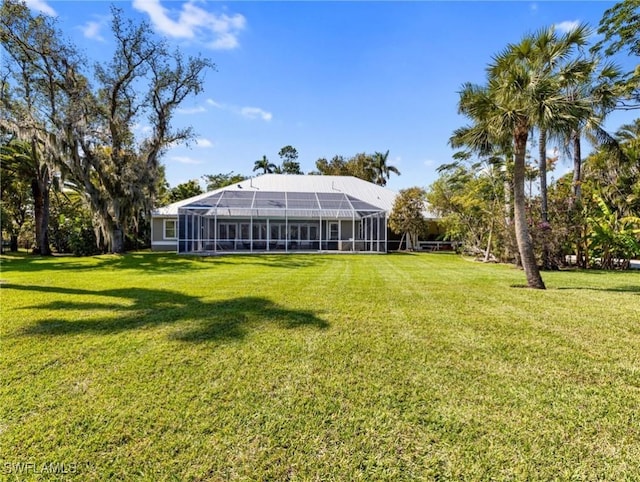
left=247, top=147, right=401, bottom=186
left=427, top=2, right=639, bottom=286
left=311, top=150, right=400, bottom=187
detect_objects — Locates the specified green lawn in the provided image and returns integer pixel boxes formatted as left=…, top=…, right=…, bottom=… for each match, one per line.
left=1, top=251, right=639, bottom=480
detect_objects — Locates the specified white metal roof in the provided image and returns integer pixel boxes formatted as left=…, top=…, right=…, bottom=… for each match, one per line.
left=179, top=190, right=387, bottom=220
left=153, top=174, right=398, bottom=216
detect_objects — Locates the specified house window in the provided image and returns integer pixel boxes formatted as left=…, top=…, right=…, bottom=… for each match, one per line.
left=329, top=222, right=339, bottom=240
left=289, top=224, right=299, bottom=241
left=219, top=223, right=237, bottom=240
left=271, top=224, right=282, bottom=240
left=252, top=223, right=267, bottom=240
left=164, top=219, right=177, bottom=239
left=240, top=223, right=250, bottom=242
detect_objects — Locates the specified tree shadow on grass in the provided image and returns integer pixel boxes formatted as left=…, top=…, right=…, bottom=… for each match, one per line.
left=0, top=252, right=217, bottom=274
left=554, top=285, right=640, bottom=294
left=3, top=284, right=328, bottom=342
left=0, top=251, right=323, bottom=275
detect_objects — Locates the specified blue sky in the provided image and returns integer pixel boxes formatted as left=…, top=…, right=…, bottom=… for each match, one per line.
left=24, top=0, right=638, bottom=192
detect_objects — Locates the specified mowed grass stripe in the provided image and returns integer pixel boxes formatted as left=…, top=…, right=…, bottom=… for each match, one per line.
left=1, top=251, right=639, bottom=480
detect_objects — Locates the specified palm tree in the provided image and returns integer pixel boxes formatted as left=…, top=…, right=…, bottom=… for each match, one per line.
left=566, top=61, right=621, bottom=207
left=370, top=150, right=400, bottom=186
left=514, top=24, right=590, bottom=225
left=507, top=24, right=593, bottom=269
left=453, top=31, right=595, bottom=288
left=551, top=60, right=621, bottom=269
left=253, top=155, right=276, bottom=174
left=451, top=83, right=516, bottom=260
left=490, top=43, right=598, bottom=287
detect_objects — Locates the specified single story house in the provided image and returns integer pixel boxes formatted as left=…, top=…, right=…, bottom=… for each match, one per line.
left=151, top=174, right=441, bottom=254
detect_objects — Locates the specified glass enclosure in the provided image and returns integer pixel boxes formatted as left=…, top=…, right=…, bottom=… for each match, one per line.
left=177, top=190, right=388, bottom=254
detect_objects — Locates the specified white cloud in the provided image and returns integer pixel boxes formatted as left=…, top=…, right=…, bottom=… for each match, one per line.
left=554, top=20, right=580, bottom=33
left=170, top=155, right=203, bottom=165
left=530, top=3, right=538, bottom=12
left=177, top=106, right=207, bottom=114
left=207, top=32, right=240, bottom=50
left=240, top=107, right=272, bottom=122
left=207, top=99, right=272, bottom=122
left=132, top=0, right=246, bottom=50
left=424, top=159, right=436, bottom=167
left=24, top=0, right=56, bottom=16
left=79, top=19, right=106, bottom=42
left=195, top=138, right=214, bottom=148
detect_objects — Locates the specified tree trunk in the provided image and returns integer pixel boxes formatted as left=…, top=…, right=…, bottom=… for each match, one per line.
left=538, top=129, right=548, bottom=223
left=538, top=129, right=552, bottom=270
left=502, top=163, right=515, bottom=263
left=111, top=226, right=124, bottom=254
left=503, top=171, right=512, bottom=227
left=110, top=197, right=125, bottom=254
left=31, top=177, right=52, bottom=256
left=483, top=220, right=494, bottom=262
left=569, top=129, right=585, bottom=267
left=513, top=126, right=546, bottom=289
left=570, top=129, right=582, bottom=207
left=28, top=137, right=52, bottom=256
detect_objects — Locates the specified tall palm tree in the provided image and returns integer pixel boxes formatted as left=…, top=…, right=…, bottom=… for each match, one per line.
left=566, top=61, right=621, bottom=207
left=555, top=58, right=620, bottom=269
left=453, top=33, right=594, bottom=288
left=370, top=150, right=400, bottom=186
left=506, top=24, right=594, bottom=269
left=253, top=155, right=276, bottom=174
left=491, top=49, right=595, bottom=287
left=513, top=24, right=590, bottom=225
